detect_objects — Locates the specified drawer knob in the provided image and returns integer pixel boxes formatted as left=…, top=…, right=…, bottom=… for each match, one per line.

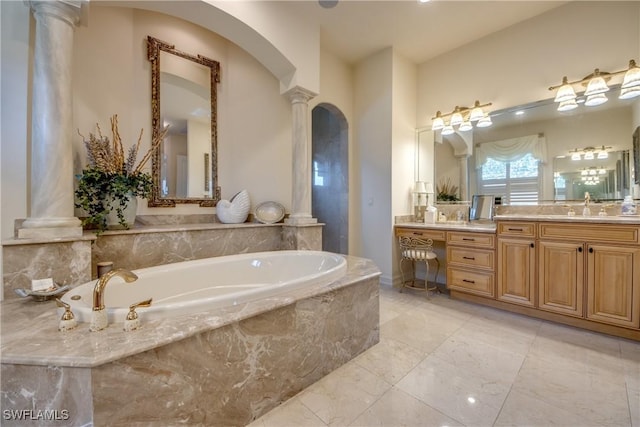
left=463, top=256, right=476, bottom=260
left=509, top=228, right=524, bottom=231
left=462, top=279, right=476, bottom=284
left=462, top=238, right=475, bottom=241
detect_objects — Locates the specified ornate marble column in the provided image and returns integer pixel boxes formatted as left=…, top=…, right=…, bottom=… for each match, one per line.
left=19, top=0, right=86, bottom=239
left=285, top=86, right=318, bottom=225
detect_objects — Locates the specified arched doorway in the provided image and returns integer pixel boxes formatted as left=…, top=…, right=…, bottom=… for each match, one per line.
left=311, top=104, right=348, bottom=254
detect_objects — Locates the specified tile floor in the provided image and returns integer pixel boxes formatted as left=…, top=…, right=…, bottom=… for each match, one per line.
left=249, top=285, right=640, bottom=427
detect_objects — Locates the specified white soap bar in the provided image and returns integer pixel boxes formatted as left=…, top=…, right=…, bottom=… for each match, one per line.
left=31, top=278, right=54, bottom=292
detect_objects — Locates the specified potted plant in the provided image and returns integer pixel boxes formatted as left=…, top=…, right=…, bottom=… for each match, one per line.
left=74, top=115, right=167, bottom=233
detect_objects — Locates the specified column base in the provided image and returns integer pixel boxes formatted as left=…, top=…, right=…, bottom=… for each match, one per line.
left=19, top=217, right=83, bottom=239
left=284, top=215, right=318, bottom=225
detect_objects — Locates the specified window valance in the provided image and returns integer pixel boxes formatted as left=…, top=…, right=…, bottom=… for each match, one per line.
left=475, top=134, right=547, bottom=169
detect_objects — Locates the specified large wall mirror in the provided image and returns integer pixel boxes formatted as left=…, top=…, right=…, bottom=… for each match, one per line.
left=147, top=35, right=221, bottom=207
left=435, top=86, right=639, bottom=203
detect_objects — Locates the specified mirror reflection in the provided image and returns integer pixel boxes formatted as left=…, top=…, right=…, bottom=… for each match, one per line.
left=554, top=149, right=630, bottom=201
left=435, top=86, right=639, bottom=204
left=147, top=36, right=221, bottom=207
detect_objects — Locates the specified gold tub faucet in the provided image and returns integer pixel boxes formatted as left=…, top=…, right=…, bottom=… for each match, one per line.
left=90, top=268, right=138, bottom=332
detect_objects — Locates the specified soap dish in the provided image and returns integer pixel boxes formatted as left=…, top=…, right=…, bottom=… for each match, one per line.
left=14, top=284, right=70, bottom=302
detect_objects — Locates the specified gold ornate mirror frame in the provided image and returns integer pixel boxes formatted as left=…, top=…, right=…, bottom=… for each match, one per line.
left=146, top=35, right=221, bottom=207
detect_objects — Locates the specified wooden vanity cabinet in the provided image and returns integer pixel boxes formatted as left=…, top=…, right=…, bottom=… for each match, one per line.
left=538, top=223, right=640, bottom=329
left=538, top=240, right=584, bottom=317
left=586, top=244, right=640, bottom=328
left=497, top=222, right=536, bottom=307
left=446, top=231, right=495, bottom=298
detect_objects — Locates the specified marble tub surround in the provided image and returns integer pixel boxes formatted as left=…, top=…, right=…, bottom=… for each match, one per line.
left=91, top=223, right=284, bottom=275
left=3, top=219, right=323, bottom=299
left=1, top=237, right=93, bottom=301
left=1, top=256, right=379, bottom=426
left=282, top=223, right=323, bottom=250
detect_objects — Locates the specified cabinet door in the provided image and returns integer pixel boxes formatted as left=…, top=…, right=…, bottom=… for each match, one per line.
left=497, top=238, right=535, bottom=307
left=587, top=244, right=640, bottom=328
left=538, top=241, right=584, bottom=317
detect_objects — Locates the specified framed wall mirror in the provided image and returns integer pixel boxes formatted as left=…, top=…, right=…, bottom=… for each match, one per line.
left=435, top=86, right=639, bottom=204
left=147, top=35, right=221, bottom=207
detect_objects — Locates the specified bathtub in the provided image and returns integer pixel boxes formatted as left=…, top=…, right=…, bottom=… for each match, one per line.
left=61, top=250, right=347, bottom=323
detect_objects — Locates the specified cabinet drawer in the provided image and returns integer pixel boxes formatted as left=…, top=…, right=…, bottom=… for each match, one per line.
left=447, top=232, right=495, bottom=249
left=497, top=221, right=536, bottom=238
left=539, top=222, right=639, bottom=244
left=447, top=267, right=495, bottom=297
left=447, top=247, right=494, bottom=270
left=395, top=227, right=446, bottom=241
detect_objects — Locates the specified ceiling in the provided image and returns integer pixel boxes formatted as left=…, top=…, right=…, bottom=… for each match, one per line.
left=281, top=0, right=567, bottom=65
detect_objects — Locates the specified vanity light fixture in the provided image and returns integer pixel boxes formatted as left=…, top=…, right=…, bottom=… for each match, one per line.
left=431, top=100, right=492, bottom=133
left=550, top=60, right=640, bottom=111
left=432, top=111, right=445, bottom=131
left=570, top=145, right=611, bottom=161
left=459, top=120, right=473, bottom=132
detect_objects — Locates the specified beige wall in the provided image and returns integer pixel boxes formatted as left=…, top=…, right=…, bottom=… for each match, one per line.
left=354, top=47, right=393, bottom=277
left=420, top=1, right=640, bottom=202
left=71, top=7, right=293, bottom=216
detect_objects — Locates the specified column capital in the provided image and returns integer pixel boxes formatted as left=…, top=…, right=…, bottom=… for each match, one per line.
left=26, top=0, right=88, bottom=27
left=285, top=86, right=318, bottom=104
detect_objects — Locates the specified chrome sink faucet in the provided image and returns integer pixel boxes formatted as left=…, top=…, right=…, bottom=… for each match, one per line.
left=90, top=269, right=138, bottom=332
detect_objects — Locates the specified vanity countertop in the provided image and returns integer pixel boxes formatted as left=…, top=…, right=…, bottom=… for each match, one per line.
left=494, top=214, right=640, bottom=224
left=0, top=255, right=379, bottom=368
left=395, top=221, right=497, bottom=233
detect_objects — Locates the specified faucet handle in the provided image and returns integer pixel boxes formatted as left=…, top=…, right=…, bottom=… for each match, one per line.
left=56, top=298, right=77, bottom=332
left=124, top=298, right=152, bottom=331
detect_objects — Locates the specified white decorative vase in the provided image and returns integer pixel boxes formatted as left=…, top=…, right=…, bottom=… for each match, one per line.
left=106, top=194, right=138, bottom=229
left=216, top=190, right=250, bottom=224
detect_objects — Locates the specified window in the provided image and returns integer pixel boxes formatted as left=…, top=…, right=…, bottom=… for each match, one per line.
left=479, top=153, right=540, bottom=204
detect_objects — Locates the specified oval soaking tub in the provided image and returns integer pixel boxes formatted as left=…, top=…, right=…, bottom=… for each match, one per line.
left=61, top=250, right=347, bottom=323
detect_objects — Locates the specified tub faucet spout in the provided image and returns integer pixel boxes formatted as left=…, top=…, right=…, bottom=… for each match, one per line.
left=93, top=269, right=138, bottom=311
left=90, top=268, right=137, bottom=332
